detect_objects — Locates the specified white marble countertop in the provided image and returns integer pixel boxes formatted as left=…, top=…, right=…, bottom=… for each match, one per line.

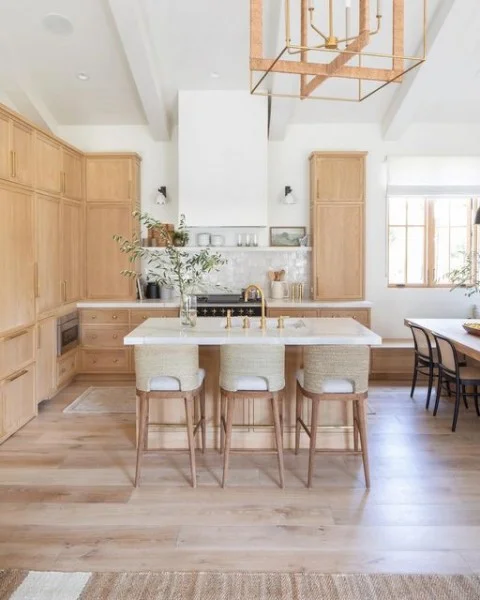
left=124, top=317, right=382, bottom=346
left=77, top=299, right=372, bottom=310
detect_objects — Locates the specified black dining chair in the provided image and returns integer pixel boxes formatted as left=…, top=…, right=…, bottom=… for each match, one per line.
left=409, top=323, right=440, bottom=410
left=433, top=334, right=480, bottom=432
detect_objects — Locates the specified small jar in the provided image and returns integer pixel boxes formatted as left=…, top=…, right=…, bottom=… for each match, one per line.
left=245, top=233, right=251, bottom=247
left=252, top=234, right=258, bottom=247
left=237, top=234, right=243, bottom=247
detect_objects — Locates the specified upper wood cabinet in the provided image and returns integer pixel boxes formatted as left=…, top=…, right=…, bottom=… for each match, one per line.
left=86, top=202, right=135, bottom=300
left=62, top=147, right=83, bottom=201
left=310, top=152, right=366, bottom=301
left=0, top=183, right=35, bottom=334
left=36, top=193, right=62, bottom=315
left=0, top=111, right=34, bottom=188
left=311, top=153, right=365, bottom=204
left=35, top=132, right=62, bottom=195
left=62, top=199, right=84, bottom=302
left=86, top=154, right=139, bottom=202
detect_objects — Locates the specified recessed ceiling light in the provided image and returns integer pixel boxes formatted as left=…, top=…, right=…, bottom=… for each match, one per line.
left=42, top=13, right=74, bottom=36
left=210, top=72, right=221, bottom=79
left=76, top=72, right=90, bottom=81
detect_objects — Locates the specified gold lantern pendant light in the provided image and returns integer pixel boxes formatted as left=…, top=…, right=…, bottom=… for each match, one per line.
left=250, top=0, right=427, bottom=102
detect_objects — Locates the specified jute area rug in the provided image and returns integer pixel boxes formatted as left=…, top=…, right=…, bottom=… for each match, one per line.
left=1, top=571, right=480, bottom=600
left=63, top=387, right=136, bottom=414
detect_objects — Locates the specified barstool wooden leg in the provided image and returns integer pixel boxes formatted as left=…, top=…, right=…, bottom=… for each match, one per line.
left=220, top=390, right=226, bottom=454
left=307, top=397, right=319, bottom=488
left=295, top=382, right=302, bottom=455
left=353, top=401, right=359, bottom=452
left=356, top=399, right=370, bottom=489
left=200, top=382, right=207, bottom=453
left=135, top=392, right=149, bottom=487
left=184, top=394, right=197, bottom=488
left=222, top=394, right=235, bottom=488
left=271, top=393, right=285, bottom=489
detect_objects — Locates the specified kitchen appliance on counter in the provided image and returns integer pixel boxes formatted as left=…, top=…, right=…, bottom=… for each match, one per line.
left=195, top=294, right=264, bottom=317
left=57, top=311, right=79, bottom=356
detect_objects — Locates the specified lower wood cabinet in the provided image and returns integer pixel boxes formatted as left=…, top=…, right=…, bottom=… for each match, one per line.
left=80, top=349, right=130, bottom=373
left=0, top=363, right=36, bottom=443
left=267, top=307, right=370, bottom=327
left=57, top=349, right=78, bottom=387
left=36, top=318, right=57, bottom=403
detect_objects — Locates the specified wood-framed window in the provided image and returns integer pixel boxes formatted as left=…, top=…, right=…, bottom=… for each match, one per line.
left=388, top=196, right=477, bottom=287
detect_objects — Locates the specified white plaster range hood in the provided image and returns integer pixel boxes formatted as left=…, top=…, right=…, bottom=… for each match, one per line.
left=178, top=91, right=268, bottom=227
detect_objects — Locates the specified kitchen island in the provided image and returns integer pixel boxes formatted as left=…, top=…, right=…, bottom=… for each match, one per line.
left=124, top=317, right=381, bottom=450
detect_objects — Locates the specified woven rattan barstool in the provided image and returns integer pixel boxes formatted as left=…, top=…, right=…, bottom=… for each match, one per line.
left=295, top=345, right=371, bottom=488
left=134, top=345, right=206, bottom=488
left=219, top=345, right=285, bottom=488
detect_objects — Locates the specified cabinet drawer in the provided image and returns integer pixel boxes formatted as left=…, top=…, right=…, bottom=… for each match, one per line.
left=268, top=309, right=318, bottom=318
left=81, top=349, right=130, bottom=372
left=2, top=364, right=36, bottom=438
left=57, top=350, right=77, bottom=386
left=81, top=309, right=129, bottom=324
left=130, top=309, right=178, bottom=324
left=0, top=328, right=35, bottom=379
left=81, top=325, right=130, bottom=348
left=318, top=309, right=370, bottom=327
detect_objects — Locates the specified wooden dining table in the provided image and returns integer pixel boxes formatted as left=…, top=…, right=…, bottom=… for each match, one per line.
left=405, top=318, right=480, bottom=362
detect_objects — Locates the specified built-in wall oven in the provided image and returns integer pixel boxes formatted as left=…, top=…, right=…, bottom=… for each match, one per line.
left=57, top=311, right=79, bottom=356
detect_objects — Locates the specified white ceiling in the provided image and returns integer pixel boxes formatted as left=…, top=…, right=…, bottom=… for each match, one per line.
left=0, top=0, right=478, bottom=139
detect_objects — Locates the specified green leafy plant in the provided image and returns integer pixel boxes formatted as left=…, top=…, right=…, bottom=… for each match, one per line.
left=113, top=211, right=227, bottom=301
left=447, top=251, right=480, bottom=297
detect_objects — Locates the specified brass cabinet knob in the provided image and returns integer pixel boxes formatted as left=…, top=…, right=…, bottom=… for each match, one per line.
left=113, top=334, right=118, bottom=339
left=113, top=359, right=119, bottom=363
left=91, top=315, right=97, bottom=320
left=112, top=315, right=118, bottom=320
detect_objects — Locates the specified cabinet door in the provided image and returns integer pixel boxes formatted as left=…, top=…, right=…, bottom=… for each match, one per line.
left=63, top=147, right=83, bottom=200
left=312, top=155, right=365, bottom=204
left=62, top=199, right=84, bottom=302
left=35, top=133, right=61, bottom=194
left=0, top=112, right=10, bottom=181
left=313, top=203, right=364, bottom=300
left=86, top=202, right=134, bottom=299
left=2, top=364, right=36, bottom=436
left=36, top=194, right=62, bottom=314
left=0, top=185, right=35, bottom=334
left=11, top=119, right=33, bottom=187
left=36, top=318, right=57, bottom=403
left=86, top=156, right=133, bottom=202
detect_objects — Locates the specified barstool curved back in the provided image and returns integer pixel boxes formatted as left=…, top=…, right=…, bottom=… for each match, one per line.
left=303, top=345, right=369, bottom=394
left=220, top=345, right=285, bottom=392
left=135, top=345, right=199, bottom=391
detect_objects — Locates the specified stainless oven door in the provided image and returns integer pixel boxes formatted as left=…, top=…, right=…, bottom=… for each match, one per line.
left=57, top=313, right=79, bottom=356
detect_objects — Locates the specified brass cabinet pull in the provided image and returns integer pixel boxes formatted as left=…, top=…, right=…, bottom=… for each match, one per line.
left=10, top=151, right=15, bottom=178
left=63, top=280, right=67, bottom=302
left=91, top=315, right=97, bottom=320
left=90, top=334, right=97, bottom=339
left=7, top=369, right=28, bottom=383
left=113, top=359, right=119, bottom=363
left=62, top=171, right=66, bottom=193
left=92, top=359, right=97, bottom=364
left=13, top=151, right=17, bottom=178
left=112, top=334, right=118, bottom=339
left=5, top=329, right=28, bottom=341
left=112, top=315, right=118, bottom=320
left=128, top=180, right=132, bottom=199
left=37, top=326, right=41, bottom=349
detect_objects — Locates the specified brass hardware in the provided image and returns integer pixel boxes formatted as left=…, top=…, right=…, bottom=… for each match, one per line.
left=9, top=151, right=15, bottom=178
left=242, top=316, right=250, bottom=329
left=113, top=334, right=118, bottom=339
left=225, top=309, right=232, bottom=330
left=37, top=326, right=41, bottom=349
left=113, top=359, right=119, bottom=363
left=91, top=315, right=97, bottom=320
left=143, top=316, right=148, bottom=320
left=7, top=369, right=28, bottom=383
left=5, top=329, right=28, bottom=341
left=244, top=284, right=266, bottom=330
left=92, top=359, right=97, bottom=364
left=62, top=280, right=67, bottom=302
left=62, top=171, right=66, bottom=194
left=34, top=263, right=39, bottom=298
left=128, top=180, right=132, bottom=199
left=277, top=316, right=285, bottom=329
left=13, top=151, right=16, bottom=177
left=91, top=334, right=97, bottom=339
left=112, top=315, right=118, bottom=320
left=60, top=367, right=66, bottom=375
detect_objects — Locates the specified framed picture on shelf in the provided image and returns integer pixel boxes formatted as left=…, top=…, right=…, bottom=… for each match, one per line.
left=270, top=226, right=307, bottom=247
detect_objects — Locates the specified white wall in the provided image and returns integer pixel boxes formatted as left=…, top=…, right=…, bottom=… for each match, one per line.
left=269, top=122, right=480, bottom=337
left=58, top=120, right=480, bottom=338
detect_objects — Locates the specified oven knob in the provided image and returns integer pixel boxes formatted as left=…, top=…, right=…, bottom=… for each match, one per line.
left=212, top=308, right=217, bottom=315
left=247, top=309, right=254, bottom=316
left=221, top=308, right=226, bottom=315
left=203, top=309, right=208, bottom=315
left=239, top=308, right=244, bottom=316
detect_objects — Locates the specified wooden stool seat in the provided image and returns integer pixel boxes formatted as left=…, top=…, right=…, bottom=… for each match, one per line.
left=295, top=345, right=371, bottom=488
left=219, top=345, right=285, bottom=489
left=134, top=345, right=206, bottom=488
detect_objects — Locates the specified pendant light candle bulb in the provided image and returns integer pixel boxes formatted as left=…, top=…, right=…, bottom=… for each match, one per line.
left=345, top=0, right=351, bottom=7
left=377, top=0, right=382, bottom=17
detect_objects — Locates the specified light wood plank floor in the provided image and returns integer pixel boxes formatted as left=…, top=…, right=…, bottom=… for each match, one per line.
left=1, top=381, right=480, bottom=574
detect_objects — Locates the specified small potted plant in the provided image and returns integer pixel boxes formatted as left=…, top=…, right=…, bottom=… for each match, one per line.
left=172, top=229, right=189, bottom=247
left=447, top=250, right=480, bottom=317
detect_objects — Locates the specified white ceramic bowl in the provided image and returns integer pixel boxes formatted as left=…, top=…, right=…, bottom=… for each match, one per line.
left=197, top=233, right=210, bottom=246
left=211, top=235, right=225, bottom=246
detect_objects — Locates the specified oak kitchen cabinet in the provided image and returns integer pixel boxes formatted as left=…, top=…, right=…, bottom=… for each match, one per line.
left=0, top=183, right=35, bottom=335
left=35, top=132, right=62, bottom=195
left=62, top=146, right=83, bottom=201
left=310, top=152, right=366, bottom=301
left=36, top=194, right=62, bottom=315
left=85, top=154, right=140, bottom=300
left=0, top=108, right=34, bottom=188
left=62, top=199, right=84, bottom=303
left=36, top=317, right=57, bottom=403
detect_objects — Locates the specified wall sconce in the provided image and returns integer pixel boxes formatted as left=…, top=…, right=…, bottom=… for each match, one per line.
left=155, top=186, right=167, bottom=205
left=283, top=185, right=297, bottom=205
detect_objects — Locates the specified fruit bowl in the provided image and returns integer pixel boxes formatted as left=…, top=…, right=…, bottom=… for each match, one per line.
left=463, top=322, right=480, bottom=337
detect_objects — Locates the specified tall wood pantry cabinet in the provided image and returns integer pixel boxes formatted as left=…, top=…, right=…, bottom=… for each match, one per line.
left=310, top=151, right=366, bottom=300
left=85, top=153, right=141, bottom=300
